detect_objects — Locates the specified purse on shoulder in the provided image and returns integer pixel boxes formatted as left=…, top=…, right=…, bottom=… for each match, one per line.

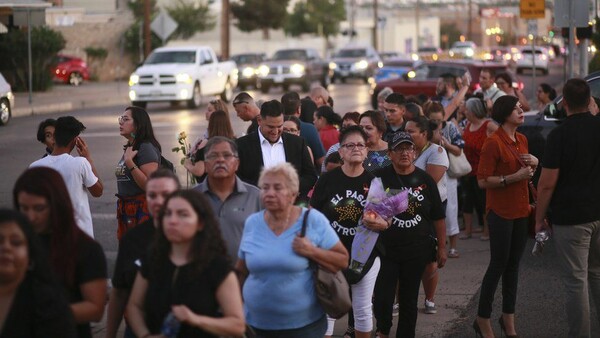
left=300, top=209, right=352, bottom=319
left=447, top=150, right=472, bottom=178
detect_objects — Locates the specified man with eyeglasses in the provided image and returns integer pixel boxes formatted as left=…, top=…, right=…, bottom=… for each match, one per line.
left=382, top=93, right=408, bottom=143
left=194, top=136, right=261, bottom=261
left=233, top=92, right=261, bottom=134
left=236, top=100, right=318, bottom=200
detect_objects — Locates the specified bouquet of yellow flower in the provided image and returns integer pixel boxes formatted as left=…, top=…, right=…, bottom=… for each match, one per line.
left=172, top=131, right=195, bottom=187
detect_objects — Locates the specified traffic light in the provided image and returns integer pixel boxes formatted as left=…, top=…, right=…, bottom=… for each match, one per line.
left=576, top=25, right=593, bottom=39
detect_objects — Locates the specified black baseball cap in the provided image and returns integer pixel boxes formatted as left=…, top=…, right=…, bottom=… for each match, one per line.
left=388, top=131, right=415, bottom=150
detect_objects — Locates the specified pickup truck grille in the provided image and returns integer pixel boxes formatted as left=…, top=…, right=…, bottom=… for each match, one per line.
left=138, top=75, right=177, bottom=86
left=338, top=63, right=352, bottom=70
left=269, top=66, right=291, bottom=75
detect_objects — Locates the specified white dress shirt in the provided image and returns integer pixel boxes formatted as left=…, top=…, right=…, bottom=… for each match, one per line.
left=258, top=131, right=286, bottom=168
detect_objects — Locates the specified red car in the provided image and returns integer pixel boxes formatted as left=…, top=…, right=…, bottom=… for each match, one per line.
left=371, top=60, right=519, bottom=108
left=52, top=54, right=90, bottom=86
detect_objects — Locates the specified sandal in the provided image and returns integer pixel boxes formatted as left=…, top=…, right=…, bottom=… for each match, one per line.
left=344, top=326, right=355, bottom=338
left=448, top=249, right=460, bottom=258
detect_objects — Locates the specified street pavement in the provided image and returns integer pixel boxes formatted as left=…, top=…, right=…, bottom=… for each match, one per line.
left=8, top=79, right=598, bottom=337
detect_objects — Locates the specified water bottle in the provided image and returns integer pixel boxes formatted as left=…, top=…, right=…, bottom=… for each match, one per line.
left=161, top=311, right=181, bottom=338
left=532, top=230, right=550, bottom=256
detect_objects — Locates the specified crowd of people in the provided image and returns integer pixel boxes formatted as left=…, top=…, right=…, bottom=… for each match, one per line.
left=1, top=71, right=599, bottom=338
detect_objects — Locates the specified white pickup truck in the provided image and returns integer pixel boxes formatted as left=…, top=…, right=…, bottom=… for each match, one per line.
left=128, top=46, right=238, bottom=108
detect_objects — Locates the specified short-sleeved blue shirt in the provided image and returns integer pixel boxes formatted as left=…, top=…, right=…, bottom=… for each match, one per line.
left=238, top=208, right=339, bottom=330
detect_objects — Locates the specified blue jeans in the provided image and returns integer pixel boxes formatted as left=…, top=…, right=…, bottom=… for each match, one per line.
left=252, top=315, right=327, bottom=338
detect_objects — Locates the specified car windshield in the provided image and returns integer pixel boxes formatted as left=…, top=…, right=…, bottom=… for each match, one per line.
left=232, top=54, right=260, bottom=64
left=272, top=50, right=308, bottom=60
left=145, top=51, right=196, bottom=64
left=336, top=49, right=367, bottom=58
left=452, top=42, right=474, bottom=49
left=419, top=47, right=437, bottom=53
left=522, top=50, right=543, bottom=55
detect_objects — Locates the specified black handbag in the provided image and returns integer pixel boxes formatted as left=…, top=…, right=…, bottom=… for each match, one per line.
left=300, top=209, right=352, bottom=319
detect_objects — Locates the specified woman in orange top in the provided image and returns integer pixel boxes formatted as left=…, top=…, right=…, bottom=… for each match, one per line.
left=473, top=96, right=538, bottom=338
left=314, top=105, right=342, bottom=152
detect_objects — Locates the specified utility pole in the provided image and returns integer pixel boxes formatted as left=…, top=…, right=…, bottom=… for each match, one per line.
left=373, top=0, right=378, bottom=50
left=415, top=0, right=420, bottom=48
left=221, top=0, right=230, bottom=59
left=468, top=0, right=472, bottom=39
left=144, top=0, right=151, bottom=58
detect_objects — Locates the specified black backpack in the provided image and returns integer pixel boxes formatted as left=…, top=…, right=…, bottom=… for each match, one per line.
left=160, top=155, right=176, bottom=173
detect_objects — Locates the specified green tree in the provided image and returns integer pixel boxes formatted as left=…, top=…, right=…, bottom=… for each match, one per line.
left=285, top=0, right=346, bottom=42
left=166, top=0, right=216, bottom=39
left=231, top=0, right=289, bottom=40
left=0, top=27, right=65, bottom=91
left=127, top=0, right=158, bottom=19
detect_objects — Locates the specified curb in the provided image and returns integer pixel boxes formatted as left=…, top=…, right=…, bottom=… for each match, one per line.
left=13, top=97, right=130, bottom=117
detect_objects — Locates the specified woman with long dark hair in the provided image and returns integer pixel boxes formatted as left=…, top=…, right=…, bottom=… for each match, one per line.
left=184, top=110, right=236, bottom=182
left=473, top=96, right=537, bottom=338
left=494, top=72, right=530, bottom=111
left=127, top=190, right=245, bottom=338
left=314, top=105, right=343, bottom=152
left=13, top=167, right=107, bottom=338
left=0, top=209, right=77, bottom=338
left=116, top=106, right=162, bottom=239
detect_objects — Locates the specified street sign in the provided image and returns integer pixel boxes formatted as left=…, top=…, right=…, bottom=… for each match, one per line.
left=527, top=20, right=538, bottom=36
left=151, top=9, right=178, bottom=43
left=554, top=0, right=589, bottom=27
left=520, top=0, right=545, bottom=19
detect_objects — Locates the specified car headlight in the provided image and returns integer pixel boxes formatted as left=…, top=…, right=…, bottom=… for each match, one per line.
left=407, top=70, right=416, bottom=79
left=290, top=63, right=305, bottom=75
left=329, top=62, right=337, bottom=70
left=176, top=73, right=192, bottom=83
left=242, top=67, right=255, bottom=78
left=258, top=65, right=270, bottom=77
left=411, top=54, right=419, bottom=61
left=466, top=48, right=474, bottom=57
left=129, top=74, right=139, bottom=86
left=355, top=60, right=368, bottom=70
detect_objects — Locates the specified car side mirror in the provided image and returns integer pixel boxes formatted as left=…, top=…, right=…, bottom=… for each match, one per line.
left=543, top=102, right=566, bottom=121
left=402, top=72, right=410, bottom=81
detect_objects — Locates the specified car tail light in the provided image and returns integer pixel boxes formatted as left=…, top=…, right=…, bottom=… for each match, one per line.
left=517, top=81, right=524, bottom=91
left=473, top=83, right=481, bottom=91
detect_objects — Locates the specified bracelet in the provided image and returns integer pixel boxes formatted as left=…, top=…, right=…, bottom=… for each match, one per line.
left=129, top=165, right=139, bottom=171
left=500, top=175, right=507, bottom=187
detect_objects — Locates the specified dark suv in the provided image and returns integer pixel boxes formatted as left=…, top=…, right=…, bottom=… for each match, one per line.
left=370, top=60, right=514, bottom=108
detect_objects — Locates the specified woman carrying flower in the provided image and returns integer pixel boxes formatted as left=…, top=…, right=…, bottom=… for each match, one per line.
left=116, top=106, right=162, bottom=239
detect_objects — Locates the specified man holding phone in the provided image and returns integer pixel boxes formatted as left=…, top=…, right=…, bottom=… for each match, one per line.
left=30, top=115, right=103, bottom=237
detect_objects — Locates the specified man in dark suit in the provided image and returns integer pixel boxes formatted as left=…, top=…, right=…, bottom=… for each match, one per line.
left=236, top=100, right=318, bottom=199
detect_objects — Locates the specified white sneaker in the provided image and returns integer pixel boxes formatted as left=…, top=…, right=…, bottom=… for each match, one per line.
left=424, top=299, right=437, bottom=314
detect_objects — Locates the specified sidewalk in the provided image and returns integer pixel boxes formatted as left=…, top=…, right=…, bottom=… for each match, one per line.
left=92, top=235, right=491, bottom=338
left=13, top=81, right=130, bottom=117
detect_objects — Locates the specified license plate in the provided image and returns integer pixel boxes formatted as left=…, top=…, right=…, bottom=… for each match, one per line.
left=341, top=71, right=349, bottom=77
left=274, top=75, right=284, bottom=83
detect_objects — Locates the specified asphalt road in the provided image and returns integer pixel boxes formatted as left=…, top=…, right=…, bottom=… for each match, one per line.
left=2, top=59, right=595, bottom=337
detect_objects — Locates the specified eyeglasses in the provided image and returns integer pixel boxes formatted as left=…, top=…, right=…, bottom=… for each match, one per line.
left=341, top=143, right=367, bottom=150
left=205, top=152, right=238, bottom=161
left=283, top=128, right=299, bottom=134
left=392, top=146, right=415, bottom=153
left=118, top=116, right=131, bottom=124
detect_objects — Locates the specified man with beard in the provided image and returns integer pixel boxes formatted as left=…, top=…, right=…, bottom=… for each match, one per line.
left=195, top=136, right=262, bottom=261
left=435, top=73, right=470, bottom=121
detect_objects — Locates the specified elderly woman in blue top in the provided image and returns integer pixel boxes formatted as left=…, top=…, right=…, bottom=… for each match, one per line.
left=236, top=162, right=349, bottom=338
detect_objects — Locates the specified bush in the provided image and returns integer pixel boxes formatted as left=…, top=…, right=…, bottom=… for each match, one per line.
left=0, top=27, right=65, bottom=91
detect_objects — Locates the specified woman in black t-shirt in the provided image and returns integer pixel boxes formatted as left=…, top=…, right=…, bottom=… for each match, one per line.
left=13, top=167, right=107, bottom=338
left=127, top=190, right=245, bottom=338
left=310, top=126, right=378, bottom=338
left=365, top=132, right=447, bottom=338
left=0, top=209, right=76, bottom=338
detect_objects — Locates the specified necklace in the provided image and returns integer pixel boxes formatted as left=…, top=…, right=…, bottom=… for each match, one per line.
left=267, top=208, right=292, bottom=234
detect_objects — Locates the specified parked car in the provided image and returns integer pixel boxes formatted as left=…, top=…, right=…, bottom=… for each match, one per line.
left=52, top=54, right=90, bottom=86
left=449, top=41, right=477, bottom=59
left=418, top=46, right=443, bottom=61
left=128, top=46, right=238, bottom=108
left=328, top=45, right=382, bottom=83
left=485, top=46, right=513, bottom=63
left=0, top=72, right=14, bottom=126
left=515, top=46, right=549, bottom=75
left=374, top=56, right=421, bottom=83
left=370, top=60, right=515, bottom=108
left=379, top=51, right=400, bottom=60
left=231, top=53, right=267, bottom=89
left=257, top=48, right=331, bottom=93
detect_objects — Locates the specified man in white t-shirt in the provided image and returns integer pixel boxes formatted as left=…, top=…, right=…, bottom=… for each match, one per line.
left=30, top=116, right=103, bottom=237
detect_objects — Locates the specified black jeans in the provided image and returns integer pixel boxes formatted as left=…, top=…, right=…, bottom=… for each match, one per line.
left=461, top=175, right=486, bottom=225
left=373, top=242, right=429, bottom=338
left=252, top=315, right=327, bottom=338
left=477, top=210, right=529, bottom=318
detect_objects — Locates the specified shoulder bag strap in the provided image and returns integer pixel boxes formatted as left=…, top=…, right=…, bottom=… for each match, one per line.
left=300, top=208, right=311, bottom=237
